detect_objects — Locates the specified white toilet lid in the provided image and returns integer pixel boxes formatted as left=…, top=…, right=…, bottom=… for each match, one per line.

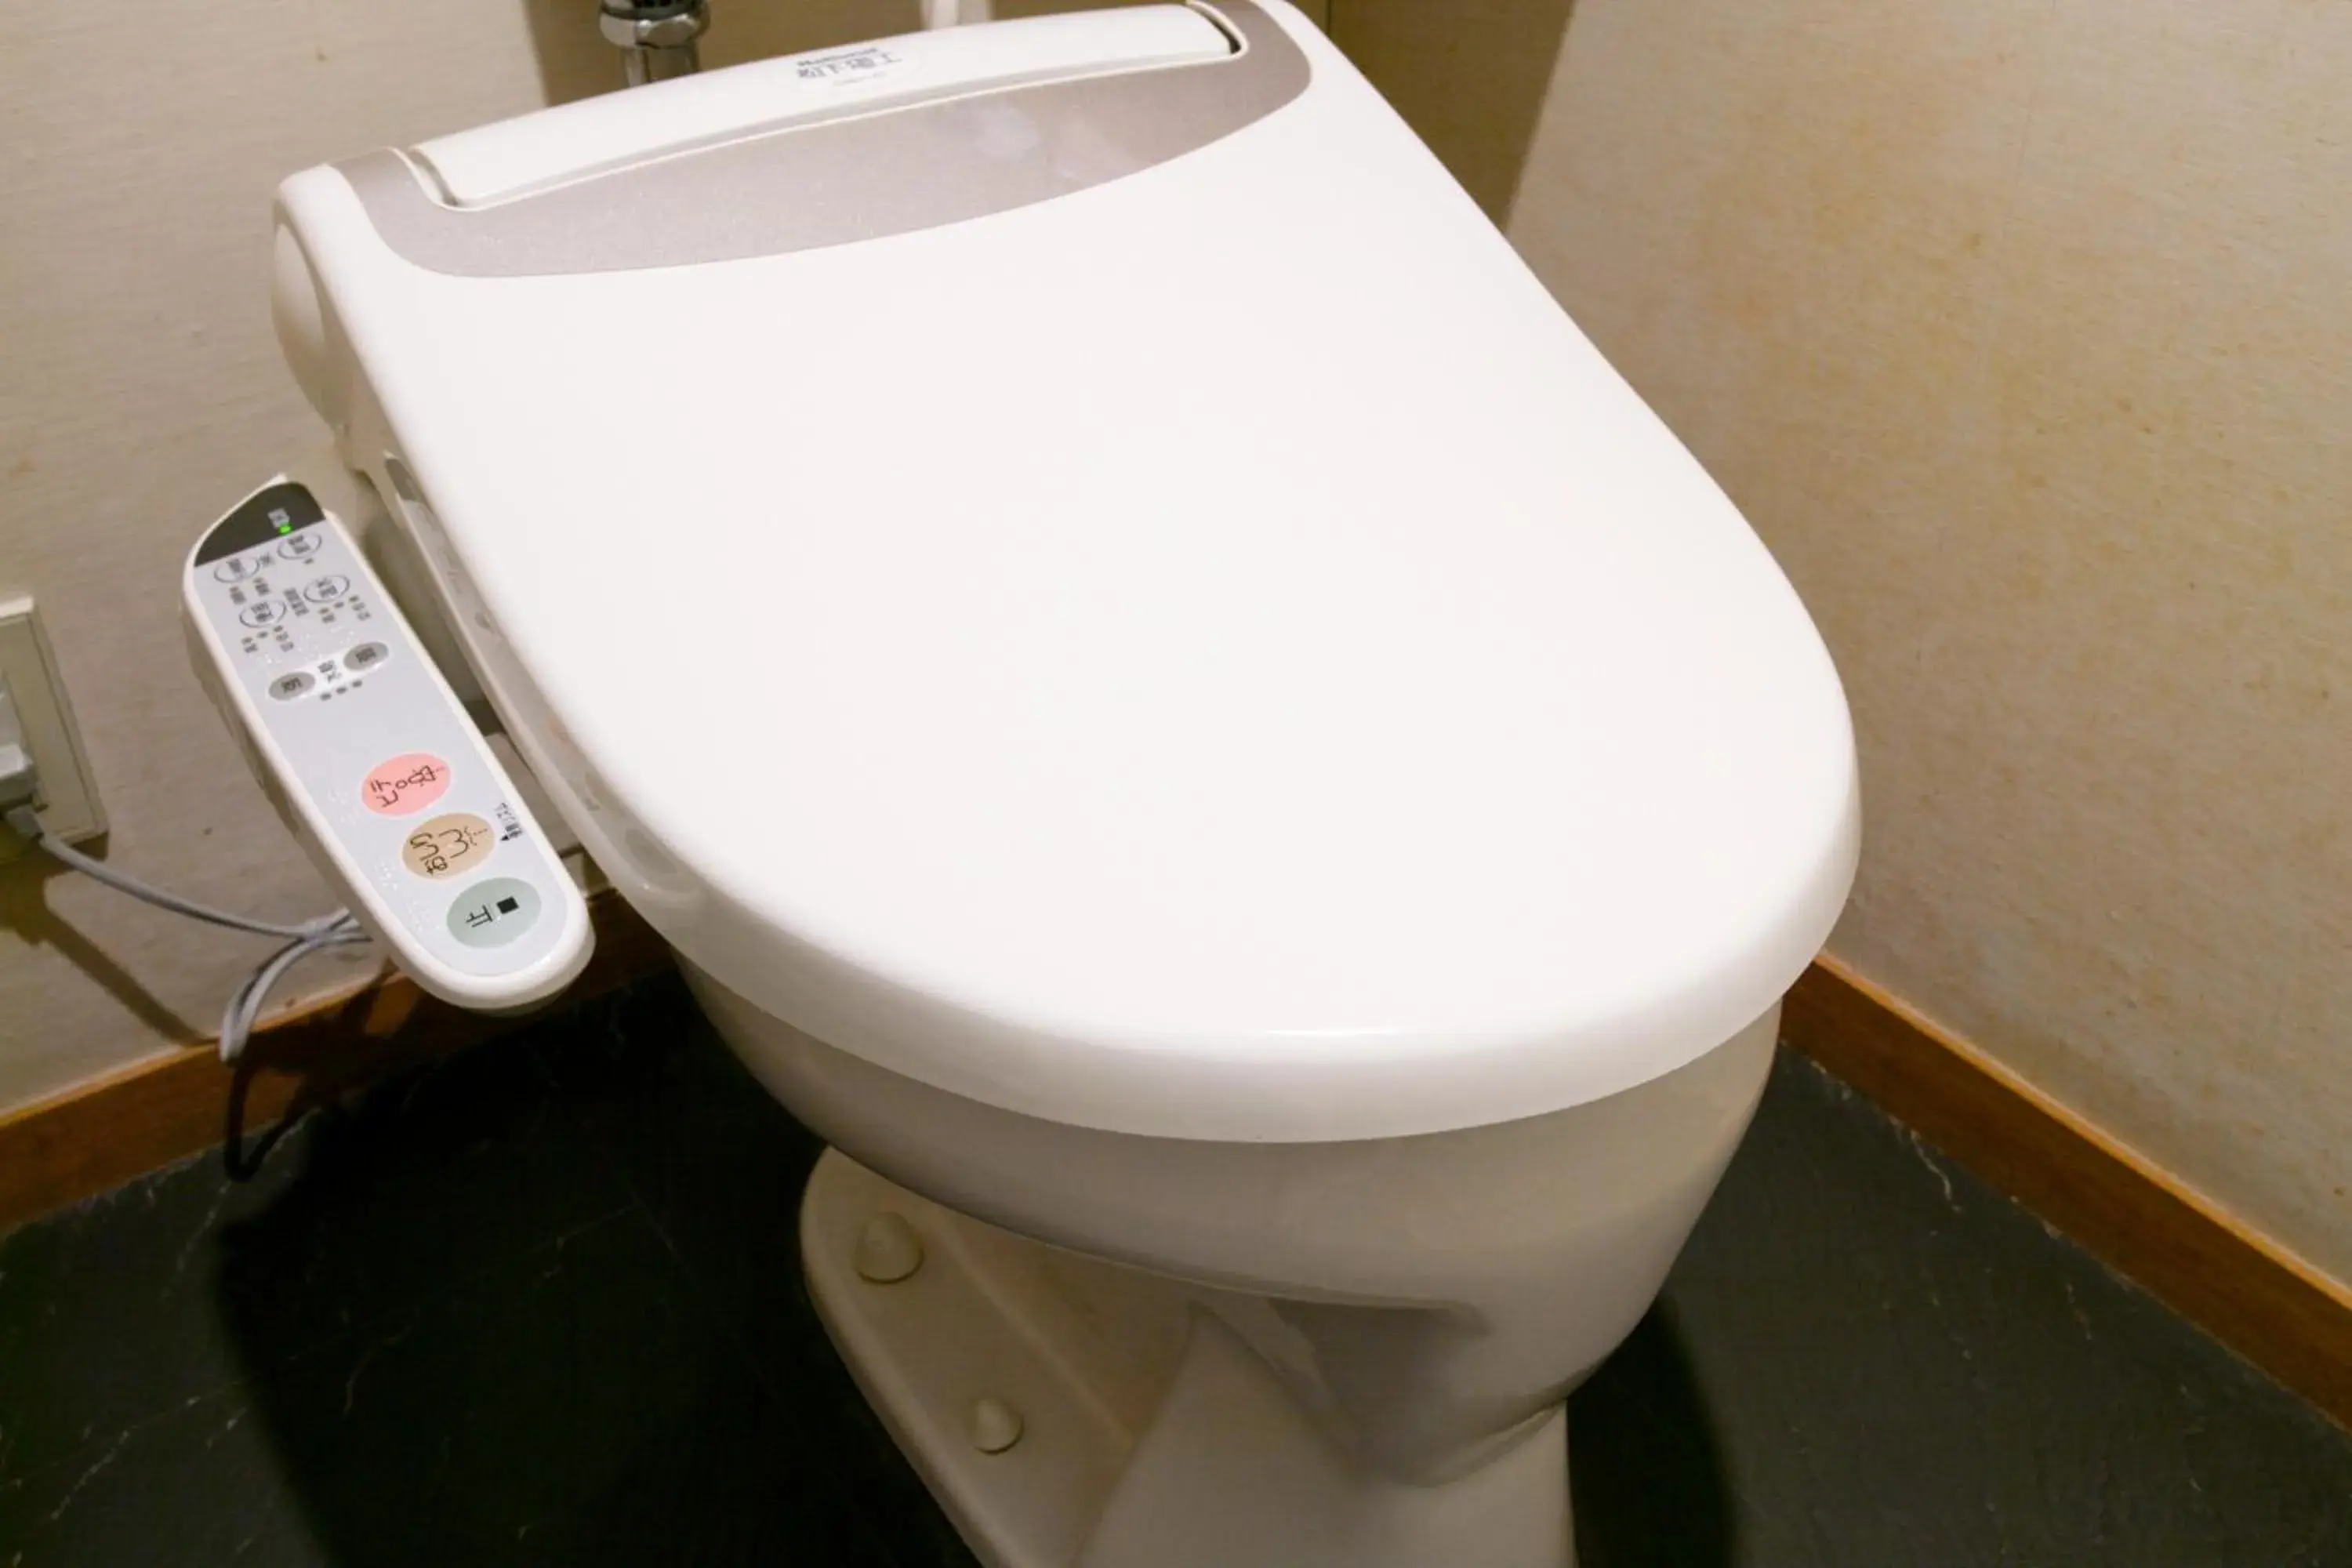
left=307, top=3, right=1858, bottom=1140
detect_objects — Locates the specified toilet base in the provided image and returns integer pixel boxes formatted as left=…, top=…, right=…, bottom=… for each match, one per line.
left=801, top=1149, right=1573, bottom=1568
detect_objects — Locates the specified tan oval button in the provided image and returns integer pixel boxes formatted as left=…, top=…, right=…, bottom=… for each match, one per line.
left=400, top=812, right=495, bottom=880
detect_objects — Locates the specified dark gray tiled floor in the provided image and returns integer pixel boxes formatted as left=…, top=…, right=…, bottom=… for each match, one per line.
left=1, top=974, right=2345, bottom=1566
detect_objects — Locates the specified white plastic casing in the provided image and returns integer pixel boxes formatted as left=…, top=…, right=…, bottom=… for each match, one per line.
left=183, top=477, right=592, bottom=1011
left=266, top=2, right=1860, bottom=1139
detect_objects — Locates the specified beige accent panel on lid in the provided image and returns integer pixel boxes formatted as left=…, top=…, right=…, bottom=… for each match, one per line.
left=1345, top=0, right=2352, bottom=1282
left=1324, top=0, right=1577, bottom=222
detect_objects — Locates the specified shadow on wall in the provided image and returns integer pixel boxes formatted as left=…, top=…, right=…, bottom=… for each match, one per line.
left=0, top=852, right=202, bottom=1044
left=510, top=0, right=1532, bottom=186
left=519, top=0, right=931, bottom=105
left=517, top=0, right=1172, bottom=107
left=1329, top=0, right=1583, bottom=223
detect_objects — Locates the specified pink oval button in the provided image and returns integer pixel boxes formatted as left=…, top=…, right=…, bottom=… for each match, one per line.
left=361, top=753, right=453, bottom=817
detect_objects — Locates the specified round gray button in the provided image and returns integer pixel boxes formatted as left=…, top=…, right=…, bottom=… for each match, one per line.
left=278, top=532, right=321, bottom=560
left=303, top=574, right=351, bottom=603
left=238, top=601, right=285, bottom=629
left=446, top=877, right=542, bottom=949
left=343, top=641, right=390, bottom=672
left=213, top=556, right=260, bottom=583
left=267, top=670, right=314, bottom=702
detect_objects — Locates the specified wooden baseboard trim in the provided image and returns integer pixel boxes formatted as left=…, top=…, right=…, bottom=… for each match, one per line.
left=1784, top=954, right=2352, bottom=1428
left=0, top=889, right=673, bottom=1232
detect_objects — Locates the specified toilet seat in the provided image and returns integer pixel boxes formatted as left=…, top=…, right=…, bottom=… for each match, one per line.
left=280, top=0, right=1857, bottom=1141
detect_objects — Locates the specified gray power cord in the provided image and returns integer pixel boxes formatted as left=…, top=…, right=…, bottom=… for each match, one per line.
left=4, top=803, right=370, bottom=1065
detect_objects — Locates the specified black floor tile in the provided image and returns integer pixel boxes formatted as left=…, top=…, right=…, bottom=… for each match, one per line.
left=531, top=982, right=979, bottom=1568
left=4, top=972, right=2350, bottom=1568
left=530, top=981, right=824, bottom=1341
left=0, top=1211, right=891, bottom=1568
left=1567, top=1055, right=2352, bottom=1566
left=1566, top=1305, right=1742, bottom=1566
left=0, top=1040, right=631, bottom=1484
left=0, top=1382, right=334, bottom=1567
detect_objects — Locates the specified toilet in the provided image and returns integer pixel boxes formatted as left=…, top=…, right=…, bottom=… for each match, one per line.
left=263, top=2, right=1861, bottom=1562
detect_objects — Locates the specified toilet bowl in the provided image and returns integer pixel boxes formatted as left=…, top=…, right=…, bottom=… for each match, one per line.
left=695, top=965, right=1780, bottom=1566
left=265, top=3, right=1862, bottom=1561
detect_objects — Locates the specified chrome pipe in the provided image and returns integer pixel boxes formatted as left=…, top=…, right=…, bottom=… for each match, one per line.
left=600, top=0, right=711, bottom=86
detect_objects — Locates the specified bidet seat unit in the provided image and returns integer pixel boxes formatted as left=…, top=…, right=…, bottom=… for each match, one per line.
left=265, top=4, right=1860, bottom=1563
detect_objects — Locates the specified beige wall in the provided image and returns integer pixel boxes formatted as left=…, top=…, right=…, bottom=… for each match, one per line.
left=1345, top=0, right=2352, bottom=1284
left=1, top=0, right=554, bottom=1113
left=0, top=0, right=1336, bottom=1116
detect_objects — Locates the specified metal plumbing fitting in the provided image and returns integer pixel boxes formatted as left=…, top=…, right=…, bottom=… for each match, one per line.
left=600, top=0, right=711, bottom=86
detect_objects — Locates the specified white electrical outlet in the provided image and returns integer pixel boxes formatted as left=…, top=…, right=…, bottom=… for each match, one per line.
left=0, top=596, right=105, bottom=861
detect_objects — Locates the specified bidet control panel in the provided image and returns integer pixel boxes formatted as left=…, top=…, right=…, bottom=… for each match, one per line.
left=183, top=477, right=592, bottom=1011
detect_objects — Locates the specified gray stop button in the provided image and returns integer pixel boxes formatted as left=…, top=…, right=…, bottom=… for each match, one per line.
left=446, top=877, right=542, bottom=949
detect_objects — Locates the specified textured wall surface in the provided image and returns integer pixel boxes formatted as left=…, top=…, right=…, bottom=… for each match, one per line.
left=0, top=0, right=1336, bottom=1115
left=1346, top=0, right=2352, bottom=1283
left=0, top=0, right=553, bottom=1112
